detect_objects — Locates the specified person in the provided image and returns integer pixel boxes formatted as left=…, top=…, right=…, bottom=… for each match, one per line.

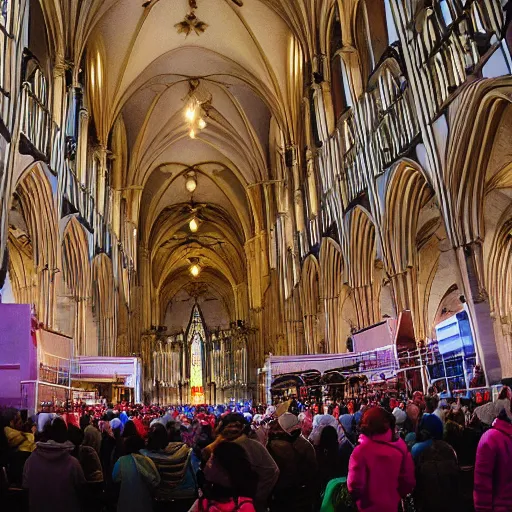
left=473, top=408, right=512, bottom=511
left=411, top=413, right=444, bottom=460
left=112, top=434, right=161, bottom=512
left=23, top=417, right=86, bottom=512
left=413, top=424, right=461, bottom=512
left=347, top=407, right=415, bottom=512
left=267, top=412, right=318, bottom=512
left=205, top=413, right=279, bottom=512
left=2, top=408, right=35, bottom=486
left=189, top=441, right=257, bottom=512
left=140, top=423, right=199, bottom=511
left=314, top=424, right=353, bottom=498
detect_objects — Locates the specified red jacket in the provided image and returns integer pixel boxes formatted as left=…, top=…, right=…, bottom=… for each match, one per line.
left=474, top=418, right=512, bottom=512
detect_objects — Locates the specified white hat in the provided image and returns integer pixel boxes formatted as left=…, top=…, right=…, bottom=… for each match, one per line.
left=392, top=407, right=407, bottom=425
left=278, top=412, right=300, bottom=434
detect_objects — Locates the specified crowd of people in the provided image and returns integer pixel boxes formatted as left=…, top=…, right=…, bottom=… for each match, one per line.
left=2, top=387, right=512, bottom=512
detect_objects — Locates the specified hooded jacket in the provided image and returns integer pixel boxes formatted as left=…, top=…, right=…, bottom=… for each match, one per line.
left=347, top=429, right=415, bottom=512
left=474, top=417, right=512, bottom=512
left=23, top=440, right=86, bottom=512
left=113, top=453, right=161, bottom=512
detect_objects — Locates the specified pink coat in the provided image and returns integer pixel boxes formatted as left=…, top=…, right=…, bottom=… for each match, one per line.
left=474, top=418, right=512, bottom=512
left=347, top=429, right=415, bottom=512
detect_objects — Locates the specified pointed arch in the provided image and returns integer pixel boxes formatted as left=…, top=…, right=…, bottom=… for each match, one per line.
left=300, top=255, right=320, bottom=354
left=345, top=206, right=380, bottom=327
left=8, top=162, right=58, bottom=326
left=383, top=160, right=434, bottom=338
left=92, top=253, right=116, bottom=356
left=320, top=237, right=348, bottom=353
left=62, top=216, right=92, bottom=355
left=445, top=80, right=512, bottom=247
left=487, top=211, right=512, bottom=376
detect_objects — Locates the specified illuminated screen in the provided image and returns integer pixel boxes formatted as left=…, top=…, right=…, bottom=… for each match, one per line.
left=188, top=307, right=205, bottom=404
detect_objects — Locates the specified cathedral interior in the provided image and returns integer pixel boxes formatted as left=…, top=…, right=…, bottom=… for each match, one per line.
left=0, top=0, right=512, bottom=406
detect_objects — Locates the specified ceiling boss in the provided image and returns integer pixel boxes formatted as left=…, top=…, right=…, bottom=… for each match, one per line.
left=175, top=0, right=243, bottom=37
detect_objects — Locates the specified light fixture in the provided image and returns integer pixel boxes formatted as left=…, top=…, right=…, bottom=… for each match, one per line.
left=189, top=218, right=199, bottom=233
left=185, top=171, right=197, bottom=193
left=188, top=257, right=202, bottom=277
left=184, top=80, right=210, bottom=139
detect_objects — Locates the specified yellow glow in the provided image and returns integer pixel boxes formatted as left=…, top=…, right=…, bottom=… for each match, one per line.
left=189, top=218, right=199, bottom=233
left=189, top=129, right=196, bottom=139
left=198, top=118, right=206, bottom=130
left=190, top=264, right=201, bottom=277
left=97, top=52, right=102, bottom=88
left=91, top=65, right=95, bottom=88
left=185, top=104, right=196, bottom=122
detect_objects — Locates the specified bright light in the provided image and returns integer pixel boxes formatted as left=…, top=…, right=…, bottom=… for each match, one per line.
left=185, top=176, right=197, bottom=193
left=189, top=129, right=196, bottom=139
left=185, top=104, right=196, bottom=122
left=189, top=218, right=199, bottom=233
left=198, top=118, right=206, bottom=130
left=190, top=264, right=201, bottom=277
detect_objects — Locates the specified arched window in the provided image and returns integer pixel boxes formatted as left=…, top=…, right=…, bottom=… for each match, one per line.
left=330, top=3, right=352, bottom=119
left=355, top=0, right=389, bottom=82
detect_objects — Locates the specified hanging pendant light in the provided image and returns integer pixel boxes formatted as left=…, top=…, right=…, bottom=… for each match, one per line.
left=189, top=218, right=199, bottom=233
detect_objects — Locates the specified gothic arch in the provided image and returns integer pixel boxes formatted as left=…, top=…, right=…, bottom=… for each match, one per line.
left=61, top=216, right=93, bottom=355
left=445, top=80, right=512, bottom=247
left=300, top=254, right=321, bottom=354
left=92, top=253, right=116, bottom=356
left=320, top=237, right=350, bottom=353
left=345, top=206, right=380, bottom=328
left=383, top=160, right=434, bottom=340
left=487, top=212, right=512, bottom=375
left=8, top=162, right=58, bottom=326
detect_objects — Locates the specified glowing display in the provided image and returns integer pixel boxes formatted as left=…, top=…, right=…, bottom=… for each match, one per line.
left=188, top=307, right=205, bottom=404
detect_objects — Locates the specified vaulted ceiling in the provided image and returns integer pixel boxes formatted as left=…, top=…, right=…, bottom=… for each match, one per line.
left=85, top=0, right=297, bottom=326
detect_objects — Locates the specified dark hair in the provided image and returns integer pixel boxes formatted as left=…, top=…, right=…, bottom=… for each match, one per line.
left=425, top=396, right=439, bottom=414
left=218, top=413, right=248, bottom=432
left=122, top=420, right=138, bottom=438
left=67, top=424, right=84, bottom=447
left=359, top=407, right=392, bottom=436
left=205, top=441, right=257, bottom=499
left=147, top=423, right=169, bottom=451
left=319, top=425, right=339, bottom=452
left=124, top=435, right=145, bottom=455
left=50, top=417, right=68, bottom=443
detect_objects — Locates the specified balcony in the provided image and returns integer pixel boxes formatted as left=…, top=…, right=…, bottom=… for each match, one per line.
left=19, top=81, right=53, bottom=160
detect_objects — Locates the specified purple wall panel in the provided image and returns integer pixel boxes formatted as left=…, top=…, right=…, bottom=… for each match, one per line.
left=0, top=304, right=33, bottom=405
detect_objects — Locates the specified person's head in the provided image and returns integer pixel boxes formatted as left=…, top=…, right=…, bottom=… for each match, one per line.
left=425, top=396, right=439, bottom=414
left=80, top=414, right=91, bottom=431
left=3, top=408, right=22, bottom=430
left=202, top=441, right=257, bottom=499
left=67, top=424, right=84, bottom=447
left=83, top=425, right=102, bottom=453
left=124, top=435, right=145, bottom=455
left=147, top=423, right=169, bottom=451
left=418, top=414, right=443, bottom=442
left=50, top=417, right=68, bottom=443
left=122, top=420, right=138, bottom=438
left=318, top=425, right=339, bottom=452
left=446, top=409, right=465, bottom=428
left=359, top=407, right=392, bottom=437
left=217, top=413, right=248, bottom=441
left=277, top=412, right=301, bottom=436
